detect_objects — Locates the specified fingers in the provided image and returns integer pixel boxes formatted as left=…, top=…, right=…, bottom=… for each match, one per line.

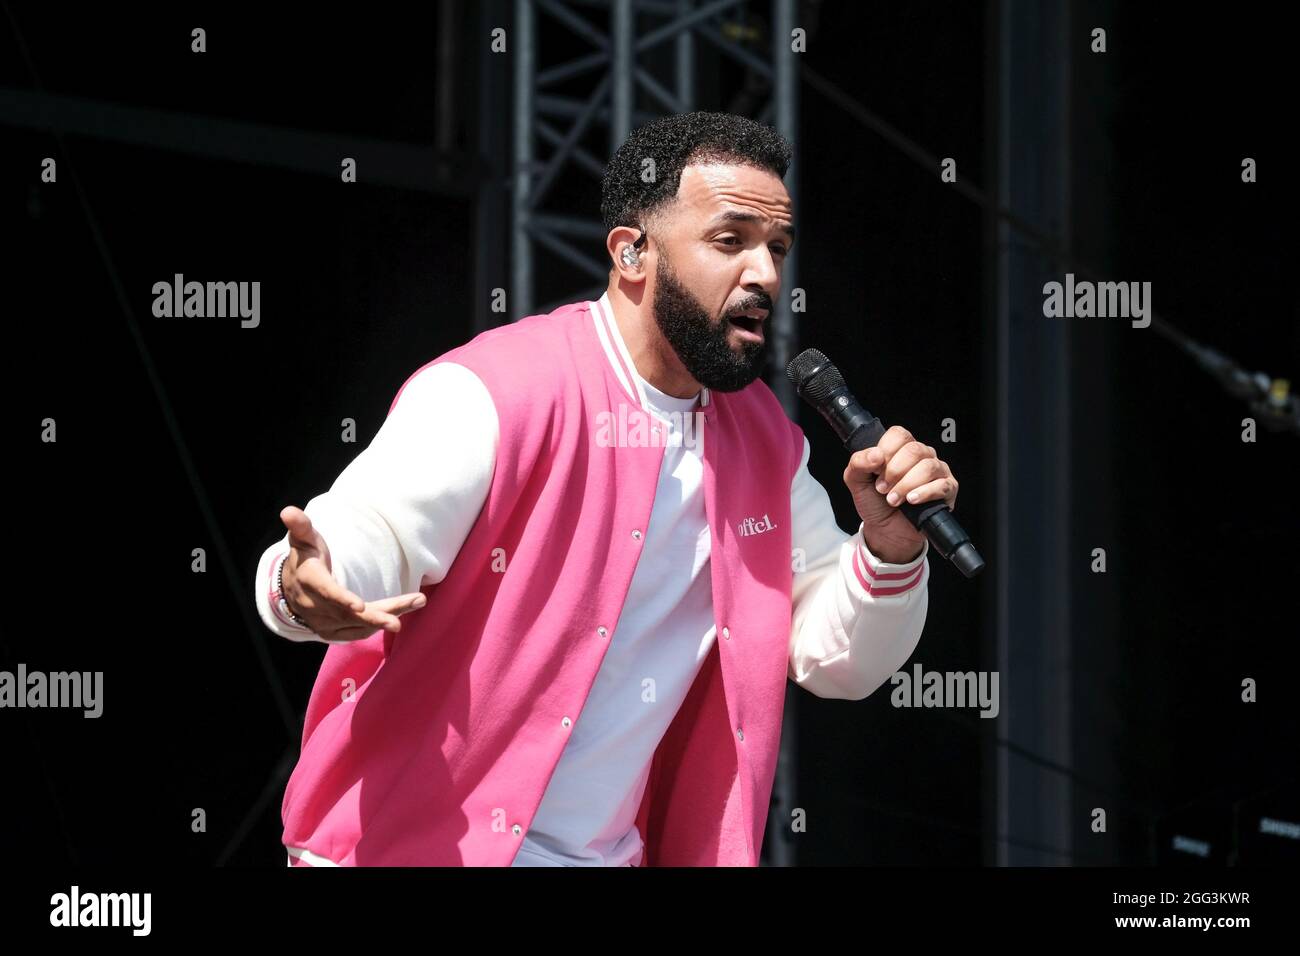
left=863, top=427, right=959, bottom=510
left=896, top=475, right=959, bottom=510
left=280, top=506, right=318, bottom=549
left=847, top=446, right=883, bottom=476
left=876, top=425, right=916, bottom=461
left=353, top=594, right=428, bottom=634
left=290, top=559, right=430, bottom=637
left=884, top=460, right=958, bottom=509
left=846, top=425, right=916, bottom=480
left=314, top=586, right=427, bottom=635
left=297, top=587, right=400, bottom=636
left=368, top=592, right=429, bottom=618
left=351, top=605, right=404, bottom=633
left=355, top=593, right=428, bottom=631
left=316, top=620, right=403, bottom=643
left=876, top=443, right=941, bottom=493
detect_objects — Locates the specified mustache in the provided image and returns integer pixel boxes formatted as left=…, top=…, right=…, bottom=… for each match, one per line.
left=725, top=294, right=774, bottom=317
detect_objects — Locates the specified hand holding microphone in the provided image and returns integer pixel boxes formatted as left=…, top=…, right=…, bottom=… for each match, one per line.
left=843, top=426, right=959, bottom=564
left=788, top=349, right=986, bottom=578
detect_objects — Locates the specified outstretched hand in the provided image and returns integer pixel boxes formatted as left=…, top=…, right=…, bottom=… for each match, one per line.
left=277, top=505, right=427, bottom=642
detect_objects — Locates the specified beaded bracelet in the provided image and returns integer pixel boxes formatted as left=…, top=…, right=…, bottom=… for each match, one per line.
left=275, top=554, right=312, bottom=629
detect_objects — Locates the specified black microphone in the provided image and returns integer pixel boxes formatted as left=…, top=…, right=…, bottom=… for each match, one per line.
left=787, top=348, right=986, bottom=579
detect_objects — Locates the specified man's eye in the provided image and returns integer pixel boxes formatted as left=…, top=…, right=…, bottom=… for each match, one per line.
left=770, top=244, right=788, bottom=257
left=715, top=236, right=742, bottom=247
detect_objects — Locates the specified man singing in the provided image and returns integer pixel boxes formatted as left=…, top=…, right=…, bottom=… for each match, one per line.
left=255, top=112, right=959, bottom=867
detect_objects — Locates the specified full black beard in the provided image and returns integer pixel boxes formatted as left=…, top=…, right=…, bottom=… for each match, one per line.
left=651, top=249, right=770, bottom=393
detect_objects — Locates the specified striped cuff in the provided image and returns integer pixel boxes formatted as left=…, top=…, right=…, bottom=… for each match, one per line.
left=850, top=529, right=928, bottom=598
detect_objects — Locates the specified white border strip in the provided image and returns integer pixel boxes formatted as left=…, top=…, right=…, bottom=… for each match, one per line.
left=592, top=293, right=649, bottom=411
left=286, top=845, right=340, bottom=867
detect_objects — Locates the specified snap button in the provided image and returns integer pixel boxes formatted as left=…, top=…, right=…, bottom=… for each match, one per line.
left=631, top=529, right=642, bottom=539
left=597, top=625, right=608, bottom=637
left=512, top=824, right=522, bottom=836
left=561, top=716, right=571, bottom=728
left=722, top=626, right=730, bottom=640
left=737, top=728, right=744, bottom=741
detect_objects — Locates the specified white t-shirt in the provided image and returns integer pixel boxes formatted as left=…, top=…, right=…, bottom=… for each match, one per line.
left=513, top=374, right=712, bottom=866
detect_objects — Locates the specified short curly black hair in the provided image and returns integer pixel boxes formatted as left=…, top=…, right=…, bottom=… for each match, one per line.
left=600, top=111, right=792, bottom=236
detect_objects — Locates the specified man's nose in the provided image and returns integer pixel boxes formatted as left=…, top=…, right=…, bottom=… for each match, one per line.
left=740, top=250, right=780, bottom=295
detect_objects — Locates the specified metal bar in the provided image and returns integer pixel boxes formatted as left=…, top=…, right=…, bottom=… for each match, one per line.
left=536, top=119, right=607, bottom=178
left=568, top=0, right=678, bottom=11
left=512, top=0, right=536, bottom=318
left=536, top=48, right=610, bottom=87
left=475, top=0, right=509, bottom=331
left=676, top=0, right=696, bottom=110
left=531, top=74, right=611, bottom=208
left=635, top=0, right=745, bottom=53
left=767, top=0, right=799, bottom=869
left=527, top=223, right=610, bottom=281
left=770, top=0, right=798, bottom=417
left=536, top=93, right=658, bottom=126
left=535, top=0, right=609, bottom=49
left=694, top=22, right=774, bottom=77
left=611, top=0, right=634, bottom=151
left=635, top=66, right=685, bottom=113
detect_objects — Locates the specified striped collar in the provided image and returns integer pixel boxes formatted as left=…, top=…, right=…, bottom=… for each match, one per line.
left=590, top=291, right=712, bottom=411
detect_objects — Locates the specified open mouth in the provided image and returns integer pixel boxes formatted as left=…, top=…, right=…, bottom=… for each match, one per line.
left=727, top=312, right=766, bottom=339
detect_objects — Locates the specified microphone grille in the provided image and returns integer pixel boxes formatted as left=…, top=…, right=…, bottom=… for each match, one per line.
left=786, top=348, right=845, bottom=404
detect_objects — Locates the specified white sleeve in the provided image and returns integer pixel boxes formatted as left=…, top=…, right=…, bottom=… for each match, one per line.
left=254, top=361, right=499, bottom=644
left=787, top=435, right=930, bottom=700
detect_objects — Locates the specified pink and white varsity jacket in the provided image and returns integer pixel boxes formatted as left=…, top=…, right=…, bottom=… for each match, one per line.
left=265, top=296, right=929, bottom=866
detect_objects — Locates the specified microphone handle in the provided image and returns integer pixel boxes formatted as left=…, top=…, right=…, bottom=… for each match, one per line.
left=822, top=402, right=986, bottom=578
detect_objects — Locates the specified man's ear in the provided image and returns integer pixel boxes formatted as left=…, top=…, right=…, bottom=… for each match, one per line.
left=607, top=224, right=646, bottom=279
